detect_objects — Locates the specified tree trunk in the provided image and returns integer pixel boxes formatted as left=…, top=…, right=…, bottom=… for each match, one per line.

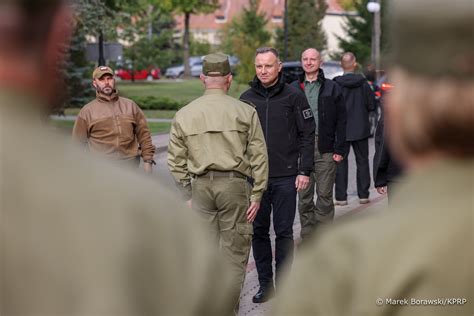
left=183, top=12, right=191, bottom=79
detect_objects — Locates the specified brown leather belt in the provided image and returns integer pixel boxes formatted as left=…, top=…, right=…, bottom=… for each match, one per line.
left=197, top=170, right=247, bottom=180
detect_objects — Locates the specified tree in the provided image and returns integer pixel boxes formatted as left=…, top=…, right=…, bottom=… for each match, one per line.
left=275, top=0, right=327, bottom=61
left=59, top=0, right=118, bottom=111
left=334, top=0, right=388, bottom=67
left=219, top=0, right=271, bottom=84
left=118, top=2, right=178, bottom=80
left=162, top=0, right=219, bottom=78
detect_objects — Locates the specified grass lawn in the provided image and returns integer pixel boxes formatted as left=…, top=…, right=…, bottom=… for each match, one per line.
left=48, top=119, right=171, bottom=135
left=117, top=78, right=249, bottom=103
left=64, top=79, right=251, bottom=119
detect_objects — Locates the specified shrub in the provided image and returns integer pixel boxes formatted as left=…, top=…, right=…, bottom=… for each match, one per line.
left=130, top=96, right=186, bottom=110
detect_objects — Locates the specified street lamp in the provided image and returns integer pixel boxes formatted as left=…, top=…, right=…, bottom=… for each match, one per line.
left=283, top=0, right=288, bottom=61
left=367, top=0, right=381, bottom=80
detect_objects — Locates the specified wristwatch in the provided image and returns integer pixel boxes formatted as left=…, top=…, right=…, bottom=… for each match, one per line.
left=143, top=159, right=156, bottom=165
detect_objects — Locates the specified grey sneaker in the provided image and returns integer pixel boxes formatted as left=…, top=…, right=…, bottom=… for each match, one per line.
left=359, top=198, right=370, bottom=204
left=334, top=200, right=348, bottom=206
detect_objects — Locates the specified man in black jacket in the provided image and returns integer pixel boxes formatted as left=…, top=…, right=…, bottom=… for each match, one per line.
left=333, top=52, right=376, bottom=205
left=373, top=107, right=403, bottom=202
left=240, top=47, right=315, bottom=304
left=290, top=48, right=346, bottom=241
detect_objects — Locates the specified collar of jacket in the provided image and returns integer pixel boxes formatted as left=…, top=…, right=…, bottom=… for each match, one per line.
left=96, top=89, right=119, bottom=102
left=249, top=72, right=286, bottom=98
left=298, top=68, right=326, bottom=86
left=204, top=88, right=226, bottom=96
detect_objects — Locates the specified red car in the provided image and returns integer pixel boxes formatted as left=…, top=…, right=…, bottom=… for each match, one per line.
left=115, top=67, right=160, bottom=81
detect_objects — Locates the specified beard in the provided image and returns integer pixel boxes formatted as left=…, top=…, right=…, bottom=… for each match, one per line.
left=97, top=85, right=114, bottom=95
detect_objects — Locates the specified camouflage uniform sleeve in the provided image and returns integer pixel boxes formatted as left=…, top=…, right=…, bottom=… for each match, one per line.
left=133, top=104, right=155, bottom=161
left=247, top=110, right=268, bottom=202
left=167, top=117, right=192, bottom=200
left=72, top=115, right=89, bottom=149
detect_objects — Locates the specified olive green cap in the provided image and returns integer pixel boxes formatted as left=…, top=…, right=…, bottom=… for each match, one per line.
left=202, top=53, right=231, bottom=76
left=92, top=66, right=114, bottom=79
left=389, top=0, right=473, bottom=78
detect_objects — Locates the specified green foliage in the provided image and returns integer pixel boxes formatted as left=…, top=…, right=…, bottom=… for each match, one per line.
left=189, top=37, right=212, bottom=56
left=131, top=95, right=185, bottom=110
left=60, top=0, right=117, bottom=111
left=118, top=3, right=179, bottom=74
left=275, top=0, right=327, bottom=61
left=334, top=0, right=388, bottom=67
left=62, top=26, right=95, bottom=108
left=340, top=0, right=357, bottom=11
left=165, top=0, right=219, bottom=77
left=219, top=0, right=271, bottom=84
left=164, top=0, right=219, bottom=14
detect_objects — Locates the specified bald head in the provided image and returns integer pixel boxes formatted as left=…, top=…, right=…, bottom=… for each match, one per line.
left=301, top=48, right=322, bottom=76
left=341, top=52, right=357, bottom=72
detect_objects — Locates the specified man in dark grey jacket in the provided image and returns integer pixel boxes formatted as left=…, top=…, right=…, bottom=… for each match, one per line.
left=333, top=52, right=376, bottom=205
left=290, top=48, right=346, bottom=241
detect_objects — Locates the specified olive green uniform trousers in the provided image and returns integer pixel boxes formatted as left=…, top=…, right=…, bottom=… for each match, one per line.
left=192, top=172, right=253, bottom=310
left=298, top=140, right=337, bottom=240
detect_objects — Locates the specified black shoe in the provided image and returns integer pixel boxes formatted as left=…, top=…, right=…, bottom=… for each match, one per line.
left=252, top=286, right=275, bottom=303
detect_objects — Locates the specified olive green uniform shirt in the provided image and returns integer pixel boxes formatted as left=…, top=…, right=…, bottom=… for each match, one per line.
left=0, top=91, right=233, bottom=316
left=275, top=159, right=473, bottom=316
left=304, top=79, right=321, bottom=133
left=168, top=88, right=268, bottom=202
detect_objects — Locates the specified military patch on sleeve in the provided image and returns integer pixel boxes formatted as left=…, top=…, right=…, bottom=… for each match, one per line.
left=302, top=108, right=314, bottom=120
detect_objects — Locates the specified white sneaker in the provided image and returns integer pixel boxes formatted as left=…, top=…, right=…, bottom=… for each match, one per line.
left=359, top=198, right=370, bottom=204
left=334, top=200, right=348, bottom=206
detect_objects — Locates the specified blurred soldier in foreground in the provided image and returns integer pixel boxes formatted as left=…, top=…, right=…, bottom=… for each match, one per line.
left=274, top=0, right=474, bottom=315
left=73, top=66, right=155, bottom=173
left=167, top=53, right=268, bottom=311
left=0, top=1, right=233, bottom=315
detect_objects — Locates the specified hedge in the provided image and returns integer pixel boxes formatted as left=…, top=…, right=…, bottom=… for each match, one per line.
left=131, top=96, right=186, bottom=111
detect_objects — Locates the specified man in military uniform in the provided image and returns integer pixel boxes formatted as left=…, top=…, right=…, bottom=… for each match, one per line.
left=167, top=53, right=269, bottom=311
left=274, top=0, right=473, bottom=315
left=73, top=66, right=155, bottom=172
left=0, top=1, right=233, bottom=315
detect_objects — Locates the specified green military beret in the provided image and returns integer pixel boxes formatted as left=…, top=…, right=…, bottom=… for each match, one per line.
left=202, top=53, right=231, bottom=77
left=389, top=0, right=473, bottom=78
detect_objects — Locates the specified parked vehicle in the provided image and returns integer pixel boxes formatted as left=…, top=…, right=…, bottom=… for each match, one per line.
left=369, top=74, right=394, bottom=136
left=167, top=55, right=240, bottom=78
left=165, top=56, right=203, bottom=79
left=115, top=67, right=160, bottom=81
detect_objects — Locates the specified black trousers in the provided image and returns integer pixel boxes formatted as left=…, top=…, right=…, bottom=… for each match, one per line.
left=252, top=175, right=297, bottom=288
left=335, top=138, right=370, bottom=200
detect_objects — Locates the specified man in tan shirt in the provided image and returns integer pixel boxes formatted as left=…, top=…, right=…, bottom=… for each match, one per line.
left=73, top=66, right=155, bottom=172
